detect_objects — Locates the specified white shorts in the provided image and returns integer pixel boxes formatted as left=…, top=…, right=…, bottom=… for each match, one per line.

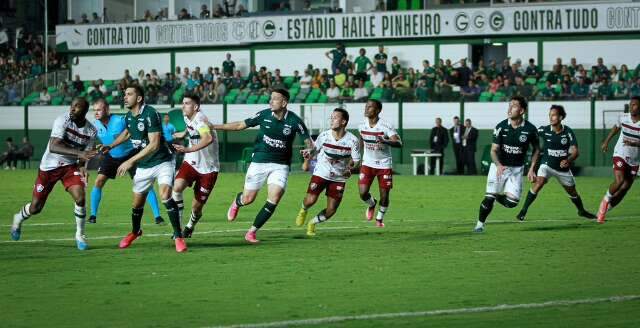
left=244, top=162, right=289, bottom=191
left=485, top=163, right=524, bottom=200
left=133, top=160, right=175, bottom=194
left=537, top=164, right=575, bottom=187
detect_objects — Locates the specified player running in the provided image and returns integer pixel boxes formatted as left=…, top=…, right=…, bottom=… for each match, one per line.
left=474, top=96, right=540, bottom=233
left=171, top=94, right=219, bottom=238
left=295, top=108, right=360, bottom=236
left=358, top=99, right=402, bottom=227
left=517, top=105, right=596, bottom=221
left=103, top=86, right=187, bottom=252
left=212, top=89, right=313, bottom=244
left=596, top=96, right=640, bottom=223
left=89, top=98, right=165, bottom=225
left=10, top=97, right=97, bottom=250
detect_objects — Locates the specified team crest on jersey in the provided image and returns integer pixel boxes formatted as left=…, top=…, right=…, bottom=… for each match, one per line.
left=36, top=184, right=44, bottom=193
left=283, top=127, right=291, bottom=136
left=561, top=137, right=568, bottom=145
left=137, top=122, right=145, bottom=131
left=519, top=135, right=527, bottom=142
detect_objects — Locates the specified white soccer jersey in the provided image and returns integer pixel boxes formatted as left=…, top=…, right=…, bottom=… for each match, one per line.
left=40, top=113, right=97, bottom=171
left=312, top=130, right=360, bottom=182
left=358, top=118, right=398, bottom=169
left=183, top=111, right=219, bottom=174
left=613, top=113, right=640, bottom=166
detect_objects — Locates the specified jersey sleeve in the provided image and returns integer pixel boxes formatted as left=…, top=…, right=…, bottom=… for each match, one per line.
left=385, top=123, right=398, bottom=138
left=529, top=125, right=540, bottom=148
left=50, top=115, right=67, bottom=139
left=147, top=111, right=162, bottom=133
left=244, top=110, right=263, bottom=128
left=313, top=133, right=324, bottom=154
left=296, top=119, right=310, bottom=140
left=492, top=123, right=502, bottom=144
left=196, top=117, right=211, bottom=135
left=568, top=128, right=578, bottom=146
left=614, top=114, right=623, bottom=128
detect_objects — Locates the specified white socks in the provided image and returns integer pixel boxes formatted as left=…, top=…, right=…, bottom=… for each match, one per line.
left=172, top=191, right=184, bottom=223
left=74, top=204, right=86, bottom=237
left=376, top=206, right=387, bottom=221
left=311, top=213, right=327, bottom=224
left=475, top=221, right=484, bottom=229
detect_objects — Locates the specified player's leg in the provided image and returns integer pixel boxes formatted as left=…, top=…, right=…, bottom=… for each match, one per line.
left=10, top=169, right=56, bottom=240
left=119, top=167, right=153, bottom=248
left=358, top=166, right=377, bottom=220
left=374, top=170, right=393, bottom=227
left=172, top=177, right=188, bottom=224
left=517, top=165, right=550, bottom=221
left=495, top=167, right=522, bottom=209
left=183, top=172, right=217, bottom=238
left=296, top=176, right=324, bottom=226
left=228, top=162, right=264, bottom=221
left=146, top=188, right=164, bottom=224
left=307, top=182, right=344, bottom=236
left=474, top=163, right=506, bottom=232
left=89, top=173, right=109, bottom=223
left=245, top=164, right=288, bottom=243
left=597, top=165, right=627, bottom=223
left=155, top=161, right=186, bottom=252
left=67, top=184, right=89, bottom=250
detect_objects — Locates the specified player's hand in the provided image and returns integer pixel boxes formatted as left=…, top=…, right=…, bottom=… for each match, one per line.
left=117, top=160, right=133, bottom=177
left=527, top=169, right=537, bottom=182
left=79, top=166, right=89, bottom=186
left=300, top=148, right=312, bottom=160
left=174, top=144, right=188, bottom=153
left=100, top=144, right=112, bottom=154
left=376, top=136, right=387, bottom=144
left=560, top=159, right=570, bottom=169
left=601, top=142, right=609, bottom=153
left=496, top=164, right=506, bottom=179
left=80, top=149, right=98, bottom=161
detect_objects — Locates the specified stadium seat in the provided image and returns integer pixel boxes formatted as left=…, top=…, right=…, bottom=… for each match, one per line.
left=492, top=91, right=505, bottom=102
left=479, top=91, right=492, bottom=102
left=258, top=94, right=270, bottom=104
left=525, top=77, right=537, bottom=85
left=284, top=76, right=295, bottom=88
left=317, top=94, right=328, bottom=103
left=246, top=94, right=259, bottom=104
left=51, top=96, right=64, bottom=105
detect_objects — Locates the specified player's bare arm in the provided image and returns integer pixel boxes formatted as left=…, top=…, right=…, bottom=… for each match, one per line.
left=376, top=134, right=402, bottom=148
left=561, top=145, right=580, bottom=168
left=490, top=143, right=505, bottom=176
left=601, top=125, right=620, bottom=152
left=175, top=131, right=213, bottom=153
left=172, top=131, right=187, bottom=139
left=210, top=121, right=247, bottom=131
left=117, top=131, right=160, bottom=176
left=103, top=129, right=130, bottom=153
left=48, top=137, right=97, bottom=161
left=528, top=142, right=541, bottom=182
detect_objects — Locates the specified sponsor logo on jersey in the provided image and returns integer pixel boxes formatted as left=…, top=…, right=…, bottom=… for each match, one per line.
left=262, top=135, right=286, bottom=149
left=502, top=144, right=523, bottom=154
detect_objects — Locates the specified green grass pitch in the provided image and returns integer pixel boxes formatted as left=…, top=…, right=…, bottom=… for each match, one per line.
left=1, top=170, right=639, bottom=327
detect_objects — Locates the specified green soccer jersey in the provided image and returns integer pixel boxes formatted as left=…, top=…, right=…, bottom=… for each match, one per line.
left=354, top=55, right=372, bottom=73
left=125, top=105, right=172, bottom=168
left=374, top=52, right=388, bottom=72
left=244, top=109, right=310, bottom=165
left=538, top=124, right=577, bottom=172
left=492, top=119, right=539, bottom=167
left=222, top=60, right=235, bottom=75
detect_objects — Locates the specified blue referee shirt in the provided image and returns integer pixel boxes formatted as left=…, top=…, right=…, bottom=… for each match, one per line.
left=162, top=122, right=176, bottom=143
left=94, top=115, right=133, bottom=159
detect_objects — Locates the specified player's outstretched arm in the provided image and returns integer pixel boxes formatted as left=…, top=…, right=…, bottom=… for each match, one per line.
left=300, top=137, right=317, bottom=159
left=103, top=129, right=130, bottom=153
left=562, top=145, right=580, bottom=168
left=601, top=125, right=620, bottom=152
left=210, top=121, right=247, bottom=131
left=48, top=137, right=97, bottom=161
left=117, top=132, right=160, bottom=176
left=172, top=131, right=187, bottom=139
left=176, top=131, right=213, bottom=153
left=378, top=134, right=403, bottom=148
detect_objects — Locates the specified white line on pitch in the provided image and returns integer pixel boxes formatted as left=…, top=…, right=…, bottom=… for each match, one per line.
left=204, top=295, right=640, bottom=328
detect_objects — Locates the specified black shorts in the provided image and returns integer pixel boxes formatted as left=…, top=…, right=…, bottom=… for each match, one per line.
left=97, top=153, right=135, bottom=179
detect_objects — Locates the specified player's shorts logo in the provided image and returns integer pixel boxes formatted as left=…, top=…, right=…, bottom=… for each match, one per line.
left=36, top=184, right=44, bottom=193
left=199, top=187, right=210, bottom=194
left=310, top=183, right=317, bottom=190
left=336, top=185, right=343, bottom=191
left=519, top=135, right=527, bottom=142
left=616, top=161, right=623, bottom=167
left=561, top=137, right=568, bottom=145
left=137, top=122, right=145, bottom=131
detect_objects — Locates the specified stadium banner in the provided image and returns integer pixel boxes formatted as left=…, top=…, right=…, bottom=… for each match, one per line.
left=56, top=2, right=640, bottom=51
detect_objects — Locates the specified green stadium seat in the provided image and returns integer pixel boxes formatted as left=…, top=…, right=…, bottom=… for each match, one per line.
left=317, top=94, right=328, bottom=103
left=284, top=76, right=295, bottom=88
left=224, top=94, right=237, bottom=104
left=492, top=91, right=505, bottom=102
left=258, top=94, right=270, bottom=104
left=398, top=0, right=407, bottom=10
left=305, top=93, right=319, bottom=103
left=246, top=94, right=259, bottom=104
left=479, top=91, right=492, bottom=102
left=51, top=96, right=64, bottom=105
left=525, top=77, right=537, bottom=85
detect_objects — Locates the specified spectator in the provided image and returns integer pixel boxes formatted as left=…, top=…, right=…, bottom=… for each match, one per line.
left=38, top=87, right=51, bottom=105
left=455, top=58, right=472, bottom=87
left=392, top=73, right=411, bottom=101
left=299, top=70, right=312, bottom=89
left=450, top=116, right=464, bottom=174
left=80, top=13, right=89, bottom=24
left=571, top=77, right=590, bottom=99
left=537, top=80, right=557, bottom=100
left=0, top=137, right=16, bottom=169
left=200, top=4, right=210, bottom=18
left=143, top=10, right=155, bottom=21
left=374, top=44, right=388, bottom=74
left=353, top=48, right=372, bottom=82
left=597, top=79, right=613, bottom=100
left=498, top=79, right=516, bottom=99
left=232, top=70, right=245, bottom=89
left=461, top=79, right=481, bottom=101
left=375, top=0, right=386, bottom=11
left=91, top=12, right=100, bottom=23
left=461, top=119, right=478, bottom=175
left=302, top=0, right=312, bottom=11
left=271, top=75, right=286, bottom=90
left=214, top=78, right=227, bottom=102
left=326, top=80, right=340, bottom=102
left=429, top=117, right=448, bottom=175
left=212, top=4, right=226, bottom=18
left=391, top=56, right=402, bottom=78
left=326, top=43, right=346, bottom=75
left=339, top=80, right=354, bottom=102
left=222, top=53, right=235, bottom=76
left=369, top=66, right=384, bottom=87
left=178, top=8, right=191, bottom=20
left=236, top=5, right=248, bottom=16
left=594, top=57, right=609, bottom=79
left=514, top=76, right=534, bottom=99
left=353, top=79, right=369, bottom=102
left=630, top=78, right=640, bottom=97
left=525, top=58, right=541, bottom=80
left=334, top=68, right=347, bottom=88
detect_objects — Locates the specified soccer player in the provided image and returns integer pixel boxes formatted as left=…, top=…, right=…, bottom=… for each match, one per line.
left=171, top=94, right=219, bottom=238
left=89, top=98, right=165, bottom=225
left=358, top=99, right=402, bottom=227
left=212, top=88, right=313, bottom=243
left=517, top=105, right=596, bottom=221
left=295, top=108, right=360, bottom=236
left=596, top=96, right=640, bottom=223
left=103, top=86, right=186, bottom=252
left=474, top=96, right=540, bottom=233
left=10, top=97, right=97, bottom=250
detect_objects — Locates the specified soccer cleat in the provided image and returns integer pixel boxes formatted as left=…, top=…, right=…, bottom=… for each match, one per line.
left=295, top=208, right=308, bottom=227
left=473, top=226, right=485, bottom=233
left=182, top=226, right=194, bottom=238
left=306, top=222, right=316, bottom=236
left=596, top=198, right=609, bottom=224
left=88, top=215, right=97, bottom=224
left=119, top=230, right=142, bottom=249
left=578, top=210, right=597, bottom=220
left=154, top=216, right=166, bottom=225
left=76, top=235, right=89, bottom=250
left=516, top=211, right=526, bottom=221
left=10, top=214, right=22, bottom=241
left=375, top=219, right=385, bottom=228
left=244, top=230, right=259, bottom=244
left=366, top=199, right=377, bottom=221
left=227, top=200, right=240, bottom=222
left=174, top=237, right=188, bottom=253
left=10, top=227, right=21, bottom=241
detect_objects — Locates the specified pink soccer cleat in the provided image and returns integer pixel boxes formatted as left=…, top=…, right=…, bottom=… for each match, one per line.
left=119, top=230, right=142, bottom=249
left=174, top=237, right=188, bottom=253
left=375, top=219, right=385, bottom=228
left=227, top=200, right=240, bottom=222
left=244, top=230, right=259, bottom=244
left=365, top=199, right=377, bottom=221
left=596, top=198, right=609, bottom=224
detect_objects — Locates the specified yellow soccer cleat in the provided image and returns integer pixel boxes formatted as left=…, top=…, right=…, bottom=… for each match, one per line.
left=306, top=221, right=316, bottom=237
left=295, top=208, right=308, bottom=227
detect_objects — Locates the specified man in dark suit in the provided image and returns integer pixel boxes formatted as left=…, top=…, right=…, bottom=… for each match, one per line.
left=449, top=116, right=464, bottom=174
left=462, top=118, right=478, bottom=175
left=429, top=117, right=448, bottom=175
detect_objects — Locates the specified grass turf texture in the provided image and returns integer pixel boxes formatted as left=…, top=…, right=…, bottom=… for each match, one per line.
left=1, top=170, right=639, bottom=327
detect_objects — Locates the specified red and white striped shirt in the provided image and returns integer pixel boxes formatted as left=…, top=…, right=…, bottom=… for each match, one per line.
left=613, top=113, right=640, bottom=166
left=313, top=130, right=360, bottom=182
left=358, top=118, right=397, bottom=169
left=40, top=113, right=97, bottom=171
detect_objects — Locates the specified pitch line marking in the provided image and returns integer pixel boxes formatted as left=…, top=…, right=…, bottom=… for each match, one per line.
left=204, top=295, right=640, bottom=328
